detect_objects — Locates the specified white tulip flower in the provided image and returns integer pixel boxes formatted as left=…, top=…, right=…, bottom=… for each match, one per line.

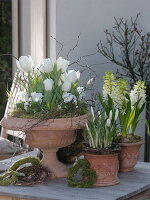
left=39, top=58, right=53, bottom=73
left=60, top=73, right=67, bottom=82
left=43, top=79, right=54, bottom=91
left=62, top=93, right=76, bottom=103
left=67, top=70, right=78, bottom=83
left=57, top=57, right=69, bottom=72
left=62, top=80, right=71, bottom=92
left=16, top=55, right=33, bottom=73
left=31, top=92, right=43, bottom=103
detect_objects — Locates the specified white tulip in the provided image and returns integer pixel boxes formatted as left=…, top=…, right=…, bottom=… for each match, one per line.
left=62, top=93, right=76, bottom=103
left=62, top=80, right=71, bottom=92
left=43, top=79, right=54, bottom=91
left=39, top=58, right=53, bottom=73
left=67, top=70, right=78, bottom=83
left=31, top=92, right=43, bottom=103
left=60, top=73, right=67, bottom=82
left=16, top=55, right=33, bottom=73
left=57, top=57, right=69, bottom=72
left=106, top=118, right=111, bottom=127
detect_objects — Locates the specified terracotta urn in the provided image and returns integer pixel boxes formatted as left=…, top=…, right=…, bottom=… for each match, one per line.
left=119, top=141, right=144, bottom=172
left=1, top=114, right=88, bottom=179
left=84, top=153, right=119, bottom=186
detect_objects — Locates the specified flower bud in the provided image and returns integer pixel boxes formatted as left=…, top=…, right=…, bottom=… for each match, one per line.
left=39, top=58, right=53, bottom=73
left=67, top=70, right=78, bottom=83
left=62, top=80, right=71, bottom=92
left=57, top=57, right=69, bottom=72
left=16, top=55, right=33, bottom=73
left=43, top=79, right=54, bottom=91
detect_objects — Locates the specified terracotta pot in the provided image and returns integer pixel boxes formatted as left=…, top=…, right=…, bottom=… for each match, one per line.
left=84, top=153, right=119, bottom=186
left=1, top=114, right=88, bottom=178
left=119, top=140, right=144, bottom=172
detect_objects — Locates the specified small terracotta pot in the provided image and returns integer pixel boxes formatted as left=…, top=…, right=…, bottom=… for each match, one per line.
left=84, top=153, right=119, bottom=186
left=1, top=114, right=88, bottom=179
left=119, top=140, right=144, bottom=172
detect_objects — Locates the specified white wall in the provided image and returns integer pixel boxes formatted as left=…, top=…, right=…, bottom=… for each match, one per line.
left=56, top=0, right=150, bottom=160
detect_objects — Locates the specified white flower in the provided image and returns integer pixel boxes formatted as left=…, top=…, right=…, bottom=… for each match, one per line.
left=62, top=80, right=72, bottom=92
left=90, top=106, right=95, bottom=121
left=106, top=118, right=111, bottom=127
left=24, top=102, right=29, bottom=111
left=43, top=79, right=54, bottom=91
left=39, top=58, right=53, bottom=73
left=18, top=91, right=29, bottom=102
left=115, top=109, right=119, bottom=120
left=87, top=78, right=94, bottom=85
left=16, top=55, right=33, bottom=73
left=76, top=71, right=80, bottom=80
left=77, top=86, right=85, bottom=100
left=31, top=92, right=43, bottom=103
left=109, top=110, right=113, bottom=120
left=60, top=73, right=67, bottom=82
left=57, top=57, right=69, bottom=72
left=66, top=70, right=78, bottom=83
left=62, top=93, right=77, bottom=103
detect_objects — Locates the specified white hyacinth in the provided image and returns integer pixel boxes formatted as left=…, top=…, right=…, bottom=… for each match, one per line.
left=31, top=92, right=43, bottom=103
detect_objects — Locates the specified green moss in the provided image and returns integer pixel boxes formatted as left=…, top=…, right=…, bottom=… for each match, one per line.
left=67, top=159, right=97, bottom=188
left=11, top=103, right=88, bottom=119
left=114, top=133, right=142, bottom=143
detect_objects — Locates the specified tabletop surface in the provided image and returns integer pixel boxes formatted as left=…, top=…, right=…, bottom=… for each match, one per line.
left=0, top=153, right=149, bottom=200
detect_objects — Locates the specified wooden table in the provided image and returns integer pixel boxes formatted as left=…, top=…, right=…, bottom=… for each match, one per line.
left=0, top=154, right=149, bottom=200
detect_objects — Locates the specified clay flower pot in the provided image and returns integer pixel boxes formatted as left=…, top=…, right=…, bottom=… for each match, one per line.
left=84, top=153, right=119, bottom=186
left=119, top=141, right=144, bottom=172
left=1, top=114, right=88, bottom=178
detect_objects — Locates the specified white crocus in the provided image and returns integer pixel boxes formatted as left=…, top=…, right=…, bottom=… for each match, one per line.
left=62, top=80, right=71, bottom=92
left=67, top=70, right=78, bottom=83
left=62, top=93, right=76, bottom=103
left=90, top=106, right=95, bottom=121
left=106, top=118, right=111, bottom=127
left=115, top=109, right=119, bottom=120
left=31, top=92, right=43, bottom=103
left=16, top=55, right=33, bottom=73
left=39, top=58, right=53, bottom=73
left=87, top=78, right=94, bottom=85
left=57, top=57, right=69, bottom=72
left=43, top=79, right=53, bottom=91
left=109, top=110, right=113, bottom=120
left=18, top=91, right=29, bottom=102
left=24, top=102, right=29, bottom=111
